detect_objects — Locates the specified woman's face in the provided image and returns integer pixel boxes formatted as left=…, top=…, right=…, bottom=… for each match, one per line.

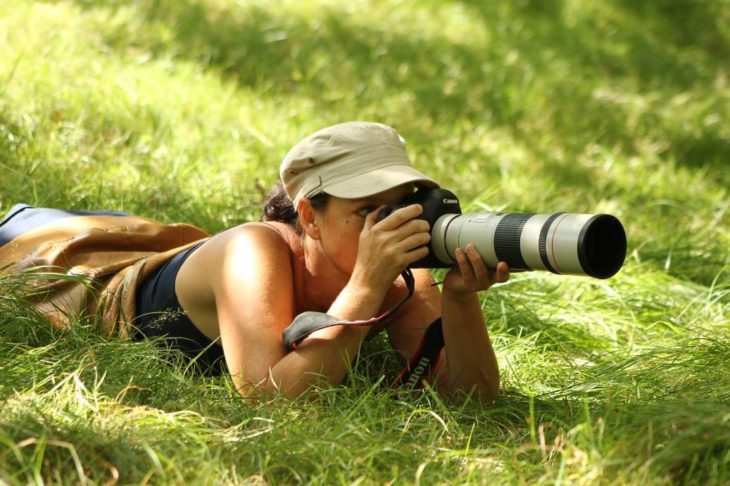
left=312, top=183, right=415, bottom=276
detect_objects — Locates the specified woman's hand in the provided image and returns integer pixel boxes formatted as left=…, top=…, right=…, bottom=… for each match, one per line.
left=443, top=244, right=509, bottom=297
left=351, top=204, right=431, bottom=293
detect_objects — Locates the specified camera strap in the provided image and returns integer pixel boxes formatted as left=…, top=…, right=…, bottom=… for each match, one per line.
left=283, top=268, right=416, bottom=351
left=391, top=318, right=444, bottom=391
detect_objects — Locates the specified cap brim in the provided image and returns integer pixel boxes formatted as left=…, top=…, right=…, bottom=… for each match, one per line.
left=322, top=164, right=438, bottom=199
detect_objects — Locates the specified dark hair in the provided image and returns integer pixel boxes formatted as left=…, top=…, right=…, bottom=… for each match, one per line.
left=262, top=182, right=330, bottom=230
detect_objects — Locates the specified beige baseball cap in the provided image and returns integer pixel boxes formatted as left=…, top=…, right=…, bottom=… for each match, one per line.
left=280, top=121, right=438, bottom=206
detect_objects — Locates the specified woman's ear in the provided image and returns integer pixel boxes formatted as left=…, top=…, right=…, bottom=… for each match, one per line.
left=297, top=199, right=321, bottom=240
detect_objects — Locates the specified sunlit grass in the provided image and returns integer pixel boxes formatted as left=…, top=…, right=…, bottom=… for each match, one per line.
left=1, top=0, right=728, bottom=483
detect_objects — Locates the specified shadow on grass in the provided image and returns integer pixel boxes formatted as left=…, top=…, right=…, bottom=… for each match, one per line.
left=485, top=389, right=730, bottom=484
left=484, top=332, right=730, bottom=481
left=0, top=410, right=139, bottom=484
left=71, top=0, right=729, bottom=181
left=458, top=0, right=728, bottom=88
left=455, top=0, right=730, bottom=177
left=613, top=0, right=730, bottom=57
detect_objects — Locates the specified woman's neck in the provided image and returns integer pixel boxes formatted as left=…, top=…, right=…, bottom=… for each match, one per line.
left=262, top=221, right=354, bottom=313
left=300, top=234, right=351, bottom=311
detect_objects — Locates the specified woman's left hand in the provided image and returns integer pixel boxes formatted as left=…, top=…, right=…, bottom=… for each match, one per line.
left=442, top=244, right=510, bottom=296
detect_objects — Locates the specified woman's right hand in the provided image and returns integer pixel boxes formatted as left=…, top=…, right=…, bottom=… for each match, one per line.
left=350, top=204, right=431, bottom=293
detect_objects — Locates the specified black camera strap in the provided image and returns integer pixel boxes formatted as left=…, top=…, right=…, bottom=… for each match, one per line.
left=391, top=318, right=444, bottom=391
left=282, top=268, right=447, bottom=392
left=283, top=268, right=416, bottom=351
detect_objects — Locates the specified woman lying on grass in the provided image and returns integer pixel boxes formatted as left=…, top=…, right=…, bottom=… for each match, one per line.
left=0, top=122, right=509, bottom=401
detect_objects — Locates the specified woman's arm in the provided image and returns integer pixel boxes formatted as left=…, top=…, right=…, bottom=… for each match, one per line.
left=210, top=225, right=375, bottom=398
left=211, top=204, right=430, bottom=399
left=389, top=249, right=508, bottom=402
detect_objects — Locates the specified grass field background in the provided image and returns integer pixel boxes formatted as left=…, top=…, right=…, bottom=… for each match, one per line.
left=1, top=0, right=729, bottom=484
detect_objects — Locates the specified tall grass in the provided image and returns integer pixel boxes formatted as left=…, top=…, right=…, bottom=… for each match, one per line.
left=1, top=0, right=728, bottom=483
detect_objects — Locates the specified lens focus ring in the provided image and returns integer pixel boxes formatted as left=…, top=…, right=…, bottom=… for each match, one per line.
left=493, top=214, right=531, bottom=270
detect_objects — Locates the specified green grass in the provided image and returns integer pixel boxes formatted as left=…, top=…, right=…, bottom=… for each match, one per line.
left=1, top=0, right=729, bottom=483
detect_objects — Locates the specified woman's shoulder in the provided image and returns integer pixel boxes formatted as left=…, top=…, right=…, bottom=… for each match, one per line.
left=177, top=221, right=300, bottom=299
left=204, top=221, right=300, bottom=258
left=191, top=222, right=300, bottom=267
left=244, top=221, right=300, bottom=246
left=174, top=221, right=301, bottom=339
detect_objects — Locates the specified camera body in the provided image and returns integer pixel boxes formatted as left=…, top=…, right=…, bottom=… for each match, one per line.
left=377, top=187, right=627, bottom=278
left=377, top=187, right=462, bottom=268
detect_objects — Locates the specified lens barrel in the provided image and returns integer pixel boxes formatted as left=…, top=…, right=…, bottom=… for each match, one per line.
left=430, top=212, right=627, bottom=278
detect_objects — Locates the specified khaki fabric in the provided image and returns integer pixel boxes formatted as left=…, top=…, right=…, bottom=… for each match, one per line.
left=280, top=121, right=437, bottom=205
left=0, top=214, right=209, bottom=338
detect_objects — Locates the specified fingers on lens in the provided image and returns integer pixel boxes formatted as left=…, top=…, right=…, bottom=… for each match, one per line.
left=467, top=245, right=484, bottom=266
left=455, top=247, right=469, bottom=268
left=498, top=262, right=510, bottom=282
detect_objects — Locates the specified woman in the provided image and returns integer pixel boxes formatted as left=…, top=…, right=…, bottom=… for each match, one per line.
left=0, top=122, right=509, bottom=401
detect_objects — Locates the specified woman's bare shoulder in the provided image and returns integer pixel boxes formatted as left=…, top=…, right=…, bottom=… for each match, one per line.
left=178, top=222, right=297, bottom=294
left=202, top=221, right=298, bottom=256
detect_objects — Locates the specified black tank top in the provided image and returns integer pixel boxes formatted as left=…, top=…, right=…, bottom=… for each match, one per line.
left=134, top=241, right=226, bottom=375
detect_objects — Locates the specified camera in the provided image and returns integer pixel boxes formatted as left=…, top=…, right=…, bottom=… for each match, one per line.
left=377, top=187, right=627, bottom=279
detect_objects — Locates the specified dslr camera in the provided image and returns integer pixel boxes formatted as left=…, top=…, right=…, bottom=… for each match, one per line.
left=377, top=188, right=627, bottom=279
